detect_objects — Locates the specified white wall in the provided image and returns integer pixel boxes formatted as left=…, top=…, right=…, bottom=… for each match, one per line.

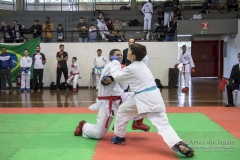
left=224, top=20, right=240, bottom=78
left=40, top=42, right=178, bottom=87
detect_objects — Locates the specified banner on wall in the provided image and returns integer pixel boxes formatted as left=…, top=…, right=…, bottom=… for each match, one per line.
left=0, top=37, right=41, bottom=82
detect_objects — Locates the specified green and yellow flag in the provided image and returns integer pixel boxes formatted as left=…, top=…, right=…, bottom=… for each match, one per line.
left=0, top=37, right=41, bottom=82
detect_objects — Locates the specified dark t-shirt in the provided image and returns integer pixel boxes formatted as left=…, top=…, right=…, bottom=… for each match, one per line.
left=76, top=22, right=88, bottom=37
left=56, top=51, right=68, bottom=68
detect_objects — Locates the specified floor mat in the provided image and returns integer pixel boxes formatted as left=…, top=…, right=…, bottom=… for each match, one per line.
left=0, top=112, right=239, bottom=160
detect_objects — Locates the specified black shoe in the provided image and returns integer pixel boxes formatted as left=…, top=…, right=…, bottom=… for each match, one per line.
left=225, top=103, right=234, bottom=107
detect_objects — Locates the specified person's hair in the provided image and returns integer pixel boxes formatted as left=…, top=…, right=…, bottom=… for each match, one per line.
left=36, top=45, right=40, bottom=48
left=73, top=57, right=77, bottom=61
left=1, top=47, right=7, bottom=50
left=13, top=20, right=18, bottom=23
left=129, top=43, right=147, bottom=61
left=182, top=45, right=186, bottom=48
left=80, top=17, right=84, bottom=20
left=60, top=44, right=64, bottom=47
left=128, top=37, right=135, bottom=42
left=58, top=24, right=62, bottom=27
left=238, top=53, right=240, bottom=57
left=97, top=49, right=102, bottom=52
left=109, top=49, right=121, bottom=56
left=24, top=49, right=29, bottom=51
left=23, top=37, right=28, bottom=41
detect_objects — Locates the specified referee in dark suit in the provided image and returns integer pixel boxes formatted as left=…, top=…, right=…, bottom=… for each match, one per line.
left=122, top=37, right=135, bottom=66
left=225, top=53, right=240, bottom=107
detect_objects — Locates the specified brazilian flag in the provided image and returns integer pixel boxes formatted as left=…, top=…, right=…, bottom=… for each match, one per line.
left=0, top=37, right=41, bottom=82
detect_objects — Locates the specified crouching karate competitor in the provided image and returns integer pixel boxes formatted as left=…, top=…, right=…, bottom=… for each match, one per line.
left=110, top=43, right=194, bottom=158
left=74, top=49, right=150, bottom=139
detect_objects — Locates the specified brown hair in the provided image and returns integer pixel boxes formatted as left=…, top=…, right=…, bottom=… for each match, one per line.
left=129, top=43, right=147, bottom=61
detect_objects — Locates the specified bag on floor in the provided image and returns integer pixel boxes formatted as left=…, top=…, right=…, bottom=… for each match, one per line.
left=50, top=82, right=57, bottom=90
left=155, top=78, right=163, bottom=92
left=59, top=82, right=66, bottom=90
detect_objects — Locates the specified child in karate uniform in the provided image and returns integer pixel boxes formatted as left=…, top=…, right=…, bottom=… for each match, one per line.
left=19, top=49, right=32, bottom=93
left=109, top=43, right=194, bottom=158
left=66, top=57, right=80, bottom=92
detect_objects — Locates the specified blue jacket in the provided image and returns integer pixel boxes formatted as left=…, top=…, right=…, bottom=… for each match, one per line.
left=0, top=53, right=12, bottom=69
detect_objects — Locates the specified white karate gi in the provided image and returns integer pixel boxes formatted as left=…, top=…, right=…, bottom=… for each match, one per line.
left=141, top=2, right=153, bottom=40
left=142, top=55, right=149, bottom=66
left=110, top=60, right=182, bottom=149
left=94, top=55, right=107, bottom=89
left=97, top=21, right=110, bottom=39
left=82, top=62, right=142, bottom=139
left=20, top=56, right=32, bottom=89
left=66, top=62, right=80, bottom=89
left=178, top=51, right=195, bottom=88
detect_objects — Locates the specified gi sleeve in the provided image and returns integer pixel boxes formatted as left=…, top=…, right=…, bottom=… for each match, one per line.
left=110, top=60, right=132, bottom=84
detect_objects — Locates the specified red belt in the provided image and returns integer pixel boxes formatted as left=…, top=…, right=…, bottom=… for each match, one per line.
left=67, top=73, right=79, bottom=80
left=98, top=96, right=122, bottom=128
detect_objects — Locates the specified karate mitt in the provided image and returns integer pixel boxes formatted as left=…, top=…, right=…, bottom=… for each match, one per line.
left=101, top=76, right=114, bottom=86
left=191, top=68, right=195, bottom=73
left=70, top=71, right=73, bottom=75
left=71, top=64, right=75, bottom=67
left=110, top=56, right=120, bottom=61
left=174, top=64, right=178, bottom=68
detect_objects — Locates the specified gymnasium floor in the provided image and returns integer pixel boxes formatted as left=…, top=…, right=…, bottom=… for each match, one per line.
left=0, top=78, right=240, bottom=160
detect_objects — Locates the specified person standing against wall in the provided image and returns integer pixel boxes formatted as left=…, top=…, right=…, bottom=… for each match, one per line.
left=94, top=49, right=107, bottom=90
left=0, top=47, right=13, bottom=92
left=56, top=44, right=68, bottom=90
left=31, top=45, right=46, bottom=93
left=141, top=0, right=153, bottom=41
left=19, top=49, right=32, bottom=93
left=175, top=45, right=195, bottom=92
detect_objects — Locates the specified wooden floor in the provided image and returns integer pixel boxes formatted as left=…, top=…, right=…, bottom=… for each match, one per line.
left=0, top=78, right=231, bottom=108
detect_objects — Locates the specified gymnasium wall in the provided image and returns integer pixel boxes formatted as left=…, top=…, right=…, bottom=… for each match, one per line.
left=40, top=42, right=178, bottom=87
left=224, top=19, right=240, bottom=78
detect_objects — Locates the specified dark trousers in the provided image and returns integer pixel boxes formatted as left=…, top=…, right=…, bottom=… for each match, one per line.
left=0, top=68, right=12, bottom=90
left=226, top=83, right=238, bottom=104
left=56, top=67, right=68, bottom=86
left=32, top=69, right=44, bottom=90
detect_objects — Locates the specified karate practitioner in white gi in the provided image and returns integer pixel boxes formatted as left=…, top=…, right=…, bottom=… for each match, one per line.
left=110, top=43, right=194, bottom=158
left=94, top=49, right=107, bottom=90
left=66, top=57, right=80, bottom=92
left=19, top=49, right=32, bottom=93
left=141, top=0, right=153, bottom=40
left=175, top=45, right=195, bottom=92
left=74, top=49, right=150, bottom=139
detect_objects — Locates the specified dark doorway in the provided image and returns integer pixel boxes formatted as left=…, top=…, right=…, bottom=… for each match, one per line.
left=191, top=41, right=223, bottom=77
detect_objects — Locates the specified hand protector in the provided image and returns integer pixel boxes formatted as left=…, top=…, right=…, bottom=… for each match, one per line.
left=101, top=76, right=114, bottom=86
left=110, top=56, right=120, bottom=61
left=22, top=67, right=30, bottom=73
